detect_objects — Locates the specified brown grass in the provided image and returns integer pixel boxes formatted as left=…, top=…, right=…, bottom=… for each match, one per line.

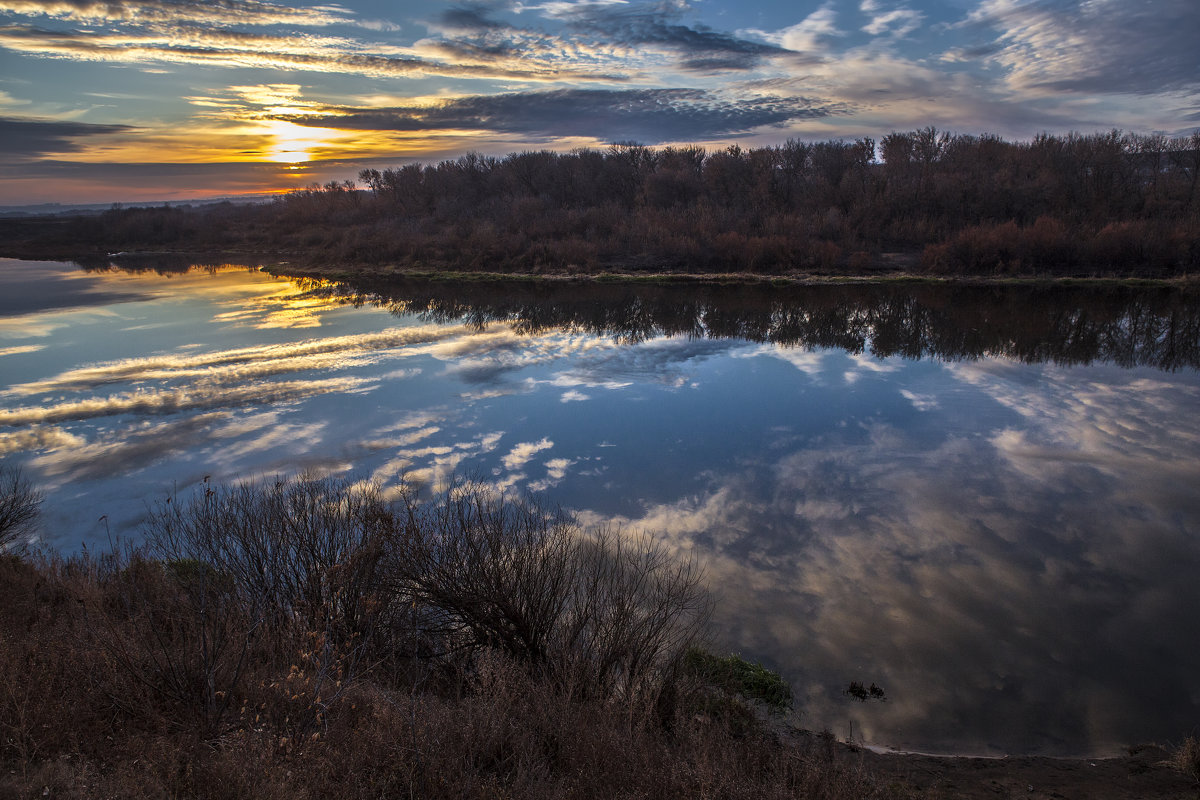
left=0, top=478, right=925, bottom=799
left=1175, top=735, right=1200, bottom=783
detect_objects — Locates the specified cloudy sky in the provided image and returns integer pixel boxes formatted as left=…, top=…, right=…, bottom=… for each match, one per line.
left=1, top=0, right=1197, bottom=203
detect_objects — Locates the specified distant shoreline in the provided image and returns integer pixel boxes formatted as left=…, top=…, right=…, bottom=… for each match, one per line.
left=2, top=131, right=1198, bottom=282
left=3, top=248, right=1196, bottom=288
left=264, top=262, right=1200, bottom=289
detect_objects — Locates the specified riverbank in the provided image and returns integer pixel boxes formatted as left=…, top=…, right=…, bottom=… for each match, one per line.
left=262, top=260, right=1199, bottom=289
left=3, top=232, right=1197, bottom=287
left=851, top=742, right=1197, bottom=798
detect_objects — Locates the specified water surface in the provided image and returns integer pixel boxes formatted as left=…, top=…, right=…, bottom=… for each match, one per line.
left=2, top=258, right=1199, bottom=757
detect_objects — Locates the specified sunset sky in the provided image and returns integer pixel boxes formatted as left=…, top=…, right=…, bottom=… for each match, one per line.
left=1, top=0, right=1196, bottom=205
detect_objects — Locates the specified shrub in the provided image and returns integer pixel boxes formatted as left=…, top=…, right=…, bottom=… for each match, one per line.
left=683, top=647, right=794, bottom=715
left=1176, top=735, right=1200, bottom=782
left=0, top=464, right=41, bottom=552
left=142, top=474, right=394, bottom=676
left=88, top=548, right=261, bottom=737
left=390, top=484, right=711, bottom=704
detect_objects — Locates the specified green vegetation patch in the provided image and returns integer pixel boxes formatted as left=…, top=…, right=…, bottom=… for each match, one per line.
left=683, top=646, right=793, bottom=715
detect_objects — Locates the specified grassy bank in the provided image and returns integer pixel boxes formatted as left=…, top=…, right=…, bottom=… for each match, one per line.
left=1, top=473, right=922, bottom=799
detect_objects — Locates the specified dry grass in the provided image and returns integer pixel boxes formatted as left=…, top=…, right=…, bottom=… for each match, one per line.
left=0, top=477, right=925, bottom=799
left=1175, top=735, right=1200, bottom=783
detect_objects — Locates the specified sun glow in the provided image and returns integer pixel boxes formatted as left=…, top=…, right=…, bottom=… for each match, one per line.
left=263, top=120, right=338, bottom=164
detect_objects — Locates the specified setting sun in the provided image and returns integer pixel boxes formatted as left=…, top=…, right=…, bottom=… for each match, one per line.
left=263, top=120, right=336, bottom=164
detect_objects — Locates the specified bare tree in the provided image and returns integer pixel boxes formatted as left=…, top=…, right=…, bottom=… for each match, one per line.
left=0, top=464, right=42, bottom=552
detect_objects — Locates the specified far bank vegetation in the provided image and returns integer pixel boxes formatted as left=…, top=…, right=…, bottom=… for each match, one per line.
left=5, top=129, right=1200, bottom=277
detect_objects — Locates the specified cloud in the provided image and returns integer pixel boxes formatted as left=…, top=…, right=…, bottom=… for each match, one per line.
left=30, top=411, right=230, bottom=481
left=439, top=5, right=507, bottom=31
left=288, top=88, right=838, bottom=144
left=0, top=344, right=45, bottom=357
left=423, top=328, right=626, bottom=386
left=966, top=0, right=1200, bottom=94
left=6, top=324, right=461, bottom=396
left=361, top=425, right=441, bottom=450
left=554, top=0, right=796, bottom=72
left=860, top=1, right=923, bottom=38
left=748, top=1, right=842, bottom=55
left=899, top=388, right=938, bottom=411
left=553, top=336, right=752, bottom=389
left=527, top=456, right=576, bottom=491
left=0, top=376, right=375, bottom=427
left=501, top=437, right=554, bottom=470
left=408, top=6, right=642, bottom=82
left=842, top=351, right=900, bottom=384
left=0, top=0, right=359, bottom=27
left=0, top=115, right=133, bottom=161
left=436, top=0, right=802, bottom=75
left=382, top=430, right=507, bottom=494
left=738, top=344, right=829, bottom=379
left=0, top=425, right=87, bottom=455
left=0, top=22, right=609, bottom=82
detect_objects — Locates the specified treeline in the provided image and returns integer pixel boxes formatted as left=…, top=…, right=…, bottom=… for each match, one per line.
left=4, top=128, right=1200, bottom=275
left=0, top=473, right=914, bottom=799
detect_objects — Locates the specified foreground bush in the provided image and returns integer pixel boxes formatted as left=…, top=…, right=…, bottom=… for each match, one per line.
left=1176, top=735, right=1200, bottom=783
left=0, top=464, right=41, bottom=553
left=0, top=476, right=921, bottom=798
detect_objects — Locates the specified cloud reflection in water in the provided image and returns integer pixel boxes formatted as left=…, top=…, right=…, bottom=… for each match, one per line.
left=576, top=353, right=1200, bottom=756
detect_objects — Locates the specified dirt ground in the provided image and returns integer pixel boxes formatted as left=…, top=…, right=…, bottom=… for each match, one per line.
left=856, top=743, right=1197, bottom=799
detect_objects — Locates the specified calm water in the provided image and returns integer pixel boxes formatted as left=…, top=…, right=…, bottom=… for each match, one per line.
left=2, top=257, right=1199, bottom=757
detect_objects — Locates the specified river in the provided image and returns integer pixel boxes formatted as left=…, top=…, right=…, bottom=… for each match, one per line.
left=2, top=257, right=1199, bottom=757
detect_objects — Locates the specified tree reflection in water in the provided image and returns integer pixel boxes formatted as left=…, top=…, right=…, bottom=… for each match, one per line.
left=305, top=277, right=1200, bottom=371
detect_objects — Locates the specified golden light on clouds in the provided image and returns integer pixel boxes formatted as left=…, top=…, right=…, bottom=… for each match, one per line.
left=263, top=120, right=326, bottom=163
left=186, top=85, right=360, bottom=165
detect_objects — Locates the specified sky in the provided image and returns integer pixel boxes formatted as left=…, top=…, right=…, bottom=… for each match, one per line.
left=0, top=0, right=1197, bottom=204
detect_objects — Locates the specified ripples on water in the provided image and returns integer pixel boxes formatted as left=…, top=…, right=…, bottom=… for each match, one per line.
left=2, top=258, right=1199, bottom=757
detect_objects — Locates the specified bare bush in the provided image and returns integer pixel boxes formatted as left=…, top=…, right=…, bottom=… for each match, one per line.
left=73, top=474, right=398, bottom=738
left=557, top=526, right=710, bottom=703
left=1176, top=735, right=1200, bottom=782
left=390, top=485, right=583, bottom=665
left=87, top=548, right=261, bottom=737
left=0, top=464, right=42, bottom=552
left=390, top=484, right=710, bottom=704
left=142, top=474, right=394, bottom=678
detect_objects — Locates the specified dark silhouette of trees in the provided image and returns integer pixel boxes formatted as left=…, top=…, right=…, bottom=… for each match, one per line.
left=3, top=129, right=1198, bottom=276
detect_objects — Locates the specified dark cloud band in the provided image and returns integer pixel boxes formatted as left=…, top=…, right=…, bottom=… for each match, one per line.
left=288, top=88, right=839, bottom=143
left=0, top=116, right=133, bottom=160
